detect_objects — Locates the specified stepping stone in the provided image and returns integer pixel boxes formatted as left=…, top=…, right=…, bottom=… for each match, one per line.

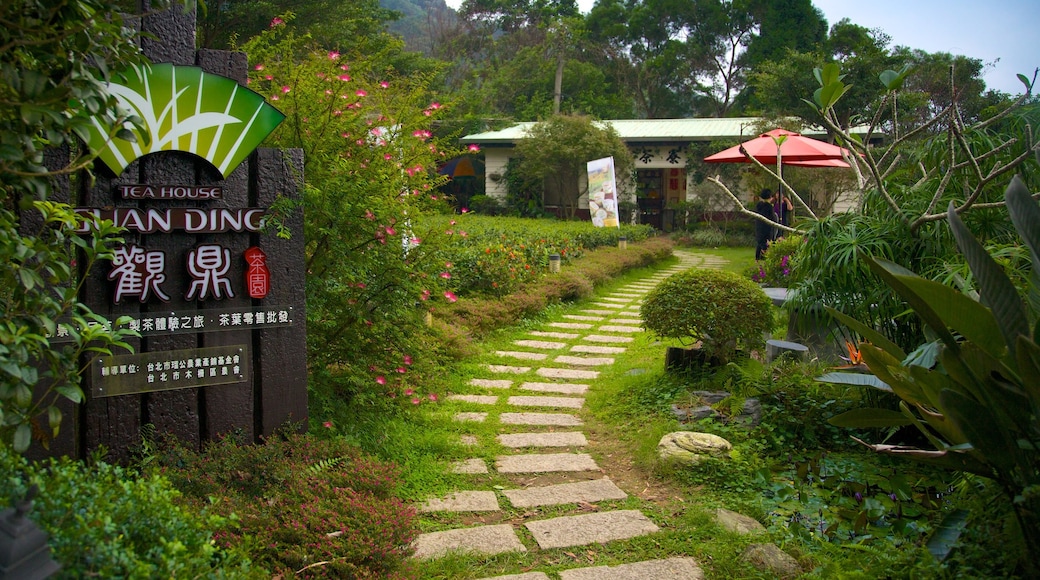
left=599, top=297, right=630, bottom=303
left=558, top=557, right=704, bottom=580
left=608, top=319, right=642, bottom=326
left=524, top=510, right=659, bottom=549
left=580, top=309, right=615, bottom=316
left=570, top=345, right=625, bottom=355
left=583, top=334, right=634, bottom=344
left=514, top=340, right=567, bottom=350
left=496, top=452, right=599, bottom=473
left=529, top=331, right=579, bottom=339
left=626, top=305, right=641, bottom=310
left=487, top=364, right=531, bottom=374
left=497, top=431, right=587, bottom=448
left=597, top=325, right=642, bottom=333
left=471, top=378, right=513, bottom=389
left=537, top=368, right=599, bottom=380
left=496, top=351, right=548, bottom=361
left=549, top=322, right=593, bottom=330
left=479, top=574, right=550, bottom=580
left=422, top=491, right=500, bottom=512
left=503, top=478, right=627, bottom=508
left=613, top=311, right=641, bottom=317
left=520, top=381, right=588, bottom=395
left=500, top=412, right=582, bottom=426
left=554, top=355, right=614, bottom=366
left=454, top=412, right=488, bottom=423
left=590, top=303, right=624, bottom=309
left=412, top=524, right=526, bottom=559
left=563, top=315, right=604, bottom=322
left=449, top=395, right=499, bottom=405
left=452, top=458, right=489, bottom=474
left=508, top=395, right=584, bottom=409
left=460, top=435, right=479, bottom=446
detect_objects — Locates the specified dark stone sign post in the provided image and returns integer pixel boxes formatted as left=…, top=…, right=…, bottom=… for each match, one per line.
left=29, top=3, right=307, bottom=461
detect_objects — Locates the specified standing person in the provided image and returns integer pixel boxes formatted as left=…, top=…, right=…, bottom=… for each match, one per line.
left=754, top=188, right=776, bottom=260
left=773, top=190, right=794, bottom=238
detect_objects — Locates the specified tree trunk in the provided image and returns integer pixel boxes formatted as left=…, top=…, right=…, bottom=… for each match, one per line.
left=553, top=53, right=564, bottom=114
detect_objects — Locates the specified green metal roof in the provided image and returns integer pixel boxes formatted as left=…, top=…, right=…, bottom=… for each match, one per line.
left=461, top=117, right=837, bottom=145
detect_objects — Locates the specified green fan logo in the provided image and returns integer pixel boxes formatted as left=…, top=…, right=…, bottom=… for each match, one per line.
left=86, top=63, right=285, bottom=178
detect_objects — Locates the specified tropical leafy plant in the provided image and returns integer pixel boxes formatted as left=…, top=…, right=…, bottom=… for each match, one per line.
left=827, top=175, right=1040, bottom=575
left=641, top=268, right=773, bottom=364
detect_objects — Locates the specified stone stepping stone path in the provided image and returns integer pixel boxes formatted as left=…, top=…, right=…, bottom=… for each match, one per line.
left=413, top=250, right=725, bottom=578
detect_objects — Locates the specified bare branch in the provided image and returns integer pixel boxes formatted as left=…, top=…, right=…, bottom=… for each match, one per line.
left=706, top=175, right=798, bottom=235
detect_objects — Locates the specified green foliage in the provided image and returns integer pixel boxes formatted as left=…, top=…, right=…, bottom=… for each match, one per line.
left=746, top=234, right=803, bottom=286
left=641, top=268, right=773, bottom=364
left=828, top=176, right=1040, bottom=574
left=0, top=1, right=172, bottom=451
left=151, top=430, right=417, bottom=578
left=238, top=16, right=460, bottom=409
left=0, top=443, right=254, bottom=579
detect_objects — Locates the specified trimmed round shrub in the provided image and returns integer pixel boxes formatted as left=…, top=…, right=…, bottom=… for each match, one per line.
left=641, top=268, right=773, bottom=363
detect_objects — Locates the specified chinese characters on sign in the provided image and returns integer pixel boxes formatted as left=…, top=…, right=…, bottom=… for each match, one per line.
left=108, top=243, right=251, bottom=303
left=92, top=345, right=248, bottom=398
left=244, top=246, right=270, bottom=299
left=50, top=306, right=295, bottom=342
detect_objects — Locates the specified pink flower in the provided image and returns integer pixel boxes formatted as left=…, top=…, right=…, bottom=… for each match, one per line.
left=254, top=64, right=264, bottom=71
left=404, top=388, right=414, bottom=396
left=403, top=355, right=413, bottom=365
left=270, top=95, right=279, bottom=101
left=423, top=110, right=432, bottom=117
left=339, top=74, right=352, bottom=82
left=384, top=153, right=393, bottom=160
left=440, top=272, right=451, bottom=279
left=356, top=89, right=368, bottom=97
left=445, top=262, right=453, bottom=268
left=450, top=220, right=456, bottom=226
left=411, top=397, right=422, bottom=405
left=328, top=51, right=340, bottom=59
left=421, top=289, right=431, bottom=301
left=380, top=81, right=389, bottom=88
left=340, top=64, right=350, bottom=71
left=385, top=226, right=396, bottom=235
left=428, top=393, right=438, bottom=402
left=444, top=291, right=457, bottom=303
left=461, top=208, right=469, bottom=213
left=428, top=102, right=441, bottom=110
left=376, top=376, right=387, bottom=385
left=411, top=237, right=422, bottom=245
left=323, top=421, right=333, bottom=428
left=468, top=144, right=481, bottom=152
left=396, top=367, right=406, bottom=373
left=264, top=75, right=273, bottom=80
left=270, top=17, right=284, bottom=27
left=280, top=85, right=291, bottom=94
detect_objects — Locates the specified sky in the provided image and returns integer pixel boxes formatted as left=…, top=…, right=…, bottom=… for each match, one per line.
left=441, top=0, right=1037, bottom=95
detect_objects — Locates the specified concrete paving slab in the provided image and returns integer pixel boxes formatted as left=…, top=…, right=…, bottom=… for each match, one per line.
left=549, top=322, right=593, bottom=330
left=626, top=305, right=641, bottom=310
left=496, top=452, right=600, bottom=473
left=487, top=364, right=531, bottom=374
left=454, top=412, right=488, bottom=422
left=524, top=510, right=659, bottom=549
left=554, top=355, right=615, bottom=366
left=607, top=319, right=643, bottom=326
left=508, top=395, right=584, bottom=409
left=579, top=309, right=615, bottom=316
left=596, top=325, right=642, bottom=333
left=536, top=367, right=600, bottom=379
left=478, top=573, right=550, bottom=580
left=422, top=491, right=500, bottom=512
left=528, top=331, right=580, bottom=339
left=460, top=435, right=479, bottom=446
left=497, top=431, right=587, bottom=448
left=496, top=351, right=548, bottom=361
left=514, top=340, right=567, bottom=350
left=500, top=412, right=583, bottom=426
left=503, top=478, right=627, bottom=508
left=470, top=378, right=514, bottom=389
left=452, top=458, right=489, bottom=474
left=449, top=395, right=499, bottom=405
left=599, top=297, right=630, bottom=303
left=613, top=310, right=642, bottom=317
left=570, top=345, right=626, bottom=355
left=520, top=381, right=589, bottom=394
left=558, top=557, right=704, bottom=580
left=563, top=315, right=604, bottom=321
left=412, top=524, right=526, bottom=559
left=590, top=303, right=624, bottom=309
left=582, top=334, right=634, bottom=344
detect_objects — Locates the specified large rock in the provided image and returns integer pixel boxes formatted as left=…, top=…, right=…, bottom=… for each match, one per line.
left=714, top=508, right=766, bottom=535
left=671, top=391, right=762, bottom=427
left=741, top=543, right=801, bottom=579
left=657, top=432, right=732, bottom=464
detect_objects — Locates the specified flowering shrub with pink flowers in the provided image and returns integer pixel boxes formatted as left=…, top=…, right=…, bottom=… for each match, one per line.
left=239, top=16, right=463, bottom=409
left=745, top=235, right=804, bottom=287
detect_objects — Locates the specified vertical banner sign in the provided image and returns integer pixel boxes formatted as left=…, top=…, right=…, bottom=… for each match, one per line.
left=587, top=157, right=620, bottom=228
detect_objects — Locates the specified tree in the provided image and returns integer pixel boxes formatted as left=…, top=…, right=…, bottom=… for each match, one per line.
left=511, top=114, right=632, bottom=218
left=1, top=1, right=176, bottom=451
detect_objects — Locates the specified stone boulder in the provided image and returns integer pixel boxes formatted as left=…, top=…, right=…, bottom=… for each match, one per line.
left=741, top=543, right=801, bottom=579
left=657, top=432, right=732, bottom=464
left=714, top=508, right=765, bottom=535
left=670, top=391, right=762, bottom=427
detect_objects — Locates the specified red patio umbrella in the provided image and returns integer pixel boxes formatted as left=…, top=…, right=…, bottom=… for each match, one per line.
left=703, top=128, right=853, bottom=165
